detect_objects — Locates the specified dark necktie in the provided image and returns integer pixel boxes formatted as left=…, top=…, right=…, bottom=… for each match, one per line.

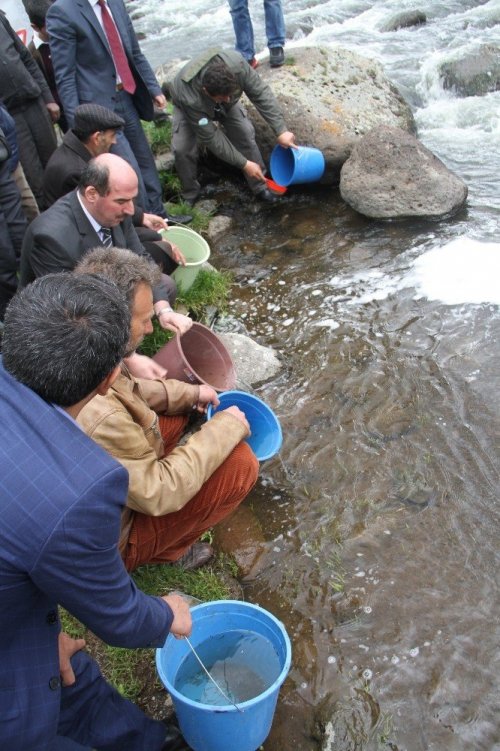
left=100, top=227, right=113, bottom=247
left=97, top=0, right=136, bottom=94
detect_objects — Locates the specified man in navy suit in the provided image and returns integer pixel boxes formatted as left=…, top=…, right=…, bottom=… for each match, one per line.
left=0, top=273, right=192, bottom=750
left=46, top=0, right=167, bottom=217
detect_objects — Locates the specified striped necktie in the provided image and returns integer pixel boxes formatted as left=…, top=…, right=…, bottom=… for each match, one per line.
left=97, top=0, right=136, bottom=95
left=100, top=227, right=113, bottom=248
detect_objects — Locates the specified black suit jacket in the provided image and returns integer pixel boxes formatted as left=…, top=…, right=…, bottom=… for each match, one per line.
left=19, top=190, right=169, bottom=301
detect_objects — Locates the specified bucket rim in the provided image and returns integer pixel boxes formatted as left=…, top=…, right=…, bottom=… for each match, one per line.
left=206, top=390, right=283, bottom=460
left=155, top=599, right=292, bottom=713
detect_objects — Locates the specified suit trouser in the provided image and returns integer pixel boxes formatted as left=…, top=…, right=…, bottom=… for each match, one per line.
left=172, top=103, right=266, bottom=203
left=0, top=162, right=27, bottom=319
left=112, top=90, right=165, bottom=217
left=55, top=650, right=166, bottom=751
left=123, top=413, right=259, bottom=570
left=11, top=98, right=57, bottom=211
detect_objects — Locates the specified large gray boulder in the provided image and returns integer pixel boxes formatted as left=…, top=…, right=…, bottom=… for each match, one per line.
left=339, top=126, right=468, bottom=220
left=245, top=46, right=415, bottom=185
left=439, top=44, right=500, bottom=97
left=380, top=10, right=426, bottom=32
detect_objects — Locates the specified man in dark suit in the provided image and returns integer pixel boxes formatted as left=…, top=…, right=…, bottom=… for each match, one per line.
left=0, top=272, right=192, bottom=750
left=21, top=152, right=192, bottom=379
left=46, top=0, right=168, bottom=218
left=0, top=9, right=59, bottom=210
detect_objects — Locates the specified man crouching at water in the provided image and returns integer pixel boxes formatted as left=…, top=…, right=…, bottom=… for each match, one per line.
left=0, top=273, right=192, bottom=751
left=75, top=246, right=259, bottom=572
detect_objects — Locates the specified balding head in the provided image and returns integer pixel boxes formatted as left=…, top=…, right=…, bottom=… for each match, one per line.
left=78, top=154, right=138, bottom=228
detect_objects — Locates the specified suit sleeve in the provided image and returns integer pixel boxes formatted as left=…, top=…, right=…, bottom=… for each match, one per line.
left=122, top=219, right=172, bottom=304
left=2, top=15, right=55, bottom=105
left=21, top=228, right=77, bottom=280
left=31, top=464, right=173, bottom=648
left=46, top=4, right=80, bottom=126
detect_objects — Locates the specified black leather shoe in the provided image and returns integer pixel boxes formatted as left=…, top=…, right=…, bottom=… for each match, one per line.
left=166, top=212, right=192, bottom=225
left=269, top=46, right=285, bottom=67
left=161, top=725, right=193, bottom=750
left=256, top=187, right=279, bottom=204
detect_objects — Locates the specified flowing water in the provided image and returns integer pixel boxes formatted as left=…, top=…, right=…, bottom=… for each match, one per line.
left=131, top=1, right=500, bottom=748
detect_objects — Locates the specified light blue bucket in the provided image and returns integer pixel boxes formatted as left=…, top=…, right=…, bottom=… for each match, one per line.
left=270, top=144, right=325, bottom=186
left=156, top=600, right=292, bottom=751
left=206, top=390, right=283, bottom=461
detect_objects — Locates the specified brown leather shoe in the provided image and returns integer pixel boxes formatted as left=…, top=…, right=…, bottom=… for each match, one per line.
left=175, top=542, right=214, bottom=570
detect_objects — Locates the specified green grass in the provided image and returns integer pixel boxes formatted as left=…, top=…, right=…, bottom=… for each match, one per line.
left=176, top=268, right=233, bottom=318
left=142, top=117, right=172, bottom=155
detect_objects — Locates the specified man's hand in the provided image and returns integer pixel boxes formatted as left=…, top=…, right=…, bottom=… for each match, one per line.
left=194, top=385, right=219, bottom=414
left=157, top=309, right=193, bottom=336
left=243, top=160, right=266, bottom=182
left=277, top=131, right=297, bottom=149
left=223, top=405, right=251, bottom=434
left=58, top=632, right=86, bottom=687
left=165, top=241, right=186, bottom=266
left=46, top=102, right=61, bottom=123
left=124, top=352, right=167, bottom=379
left=142, top=213, right=168, bottom=231
left=153, top=94, right=167, bottom=109
left=162, top=593, right=192, bottom=638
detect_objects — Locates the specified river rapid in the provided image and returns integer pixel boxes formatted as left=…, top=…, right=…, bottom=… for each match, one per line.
left=131, top=1, right=500, bottom=748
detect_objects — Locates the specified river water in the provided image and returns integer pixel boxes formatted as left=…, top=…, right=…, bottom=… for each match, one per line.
left=131, top=1, right=500, bottom=748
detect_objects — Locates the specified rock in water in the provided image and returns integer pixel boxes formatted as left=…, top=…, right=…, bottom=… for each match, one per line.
left=339, top=126, right=468, bottom=220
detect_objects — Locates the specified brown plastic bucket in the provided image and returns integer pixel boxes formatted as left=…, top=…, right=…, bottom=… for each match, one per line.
left=153, top=322, right=236, bottom=391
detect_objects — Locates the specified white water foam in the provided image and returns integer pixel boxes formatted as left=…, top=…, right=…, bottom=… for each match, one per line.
left=327, top=237, right=500, bottom=307
left=409, top=237, right=500, bottom=305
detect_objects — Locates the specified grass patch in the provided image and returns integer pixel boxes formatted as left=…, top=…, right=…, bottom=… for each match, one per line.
left=166, top=200, right=213, bottom=234
left=142, top=117, right=172, bottom=155
left=176, top=268, right=233, bottom=318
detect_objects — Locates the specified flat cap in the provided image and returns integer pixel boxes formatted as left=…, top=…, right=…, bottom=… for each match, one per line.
left=73, top=104, right=125, bottom=134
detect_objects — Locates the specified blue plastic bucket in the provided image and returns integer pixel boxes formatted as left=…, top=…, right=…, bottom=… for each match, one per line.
left=270, top=144, right=325, bottom=186
left=206, top=390, right=282, bottom=461
left=156, top=600, right=292, bottom=751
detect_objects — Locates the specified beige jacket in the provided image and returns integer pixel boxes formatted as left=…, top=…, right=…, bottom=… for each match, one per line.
left=77, top=369, right=248, bottom=550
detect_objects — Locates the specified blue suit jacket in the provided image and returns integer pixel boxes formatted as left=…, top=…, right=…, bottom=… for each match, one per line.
left=0, top=360, right=172, bottom=750
left=46, top=0, right=161, bottom=126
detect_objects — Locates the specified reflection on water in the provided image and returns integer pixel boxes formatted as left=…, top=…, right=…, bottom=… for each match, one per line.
left=213, top=188, right=500, bottom=750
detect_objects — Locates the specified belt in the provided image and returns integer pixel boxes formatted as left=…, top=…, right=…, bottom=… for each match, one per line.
left=116, top=82, right=124, bottom=91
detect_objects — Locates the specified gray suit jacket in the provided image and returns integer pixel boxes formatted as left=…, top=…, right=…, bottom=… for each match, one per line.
left=46, top=0, right=161, bottom=126
left=19, top=190, right=170, bottom=302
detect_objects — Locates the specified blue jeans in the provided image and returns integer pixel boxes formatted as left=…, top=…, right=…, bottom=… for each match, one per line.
left=228, top=0, right=285, bottom=61
left=112, top=90, right=165, bottom=217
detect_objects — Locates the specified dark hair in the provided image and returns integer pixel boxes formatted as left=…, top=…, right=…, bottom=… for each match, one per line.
left=23, top=0, right=53, bottom=27
left=78, top=159, right=110, bottom=197
left=75, top=246, right=162, bottom=309
left=2, top=273, right=130, bottom=406
left=201, top=61, right=239, bottom=97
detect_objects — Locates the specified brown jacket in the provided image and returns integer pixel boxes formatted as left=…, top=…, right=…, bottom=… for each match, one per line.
left=77, top=369, right=249, bottom=551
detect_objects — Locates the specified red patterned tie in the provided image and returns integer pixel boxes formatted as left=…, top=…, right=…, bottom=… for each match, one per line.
left=97, top=0, right=136, bottom=94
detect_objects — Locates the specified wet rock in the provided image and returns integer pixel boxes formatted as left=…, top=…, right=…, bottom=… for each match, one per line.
left=154, top=151, right=175, bottom=172
left=380, top=10, right=427, bottom=32
left=217, top=331, right=282, bottom=385
left=206, top=214, right=232, bottom=243
left=245, top=45, right=415, bottom=185
left=212, top=505, right=268, bottom=577
left=339, top=126, right=468, bottom=219
left=439, top=44, right=500, bottom=97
